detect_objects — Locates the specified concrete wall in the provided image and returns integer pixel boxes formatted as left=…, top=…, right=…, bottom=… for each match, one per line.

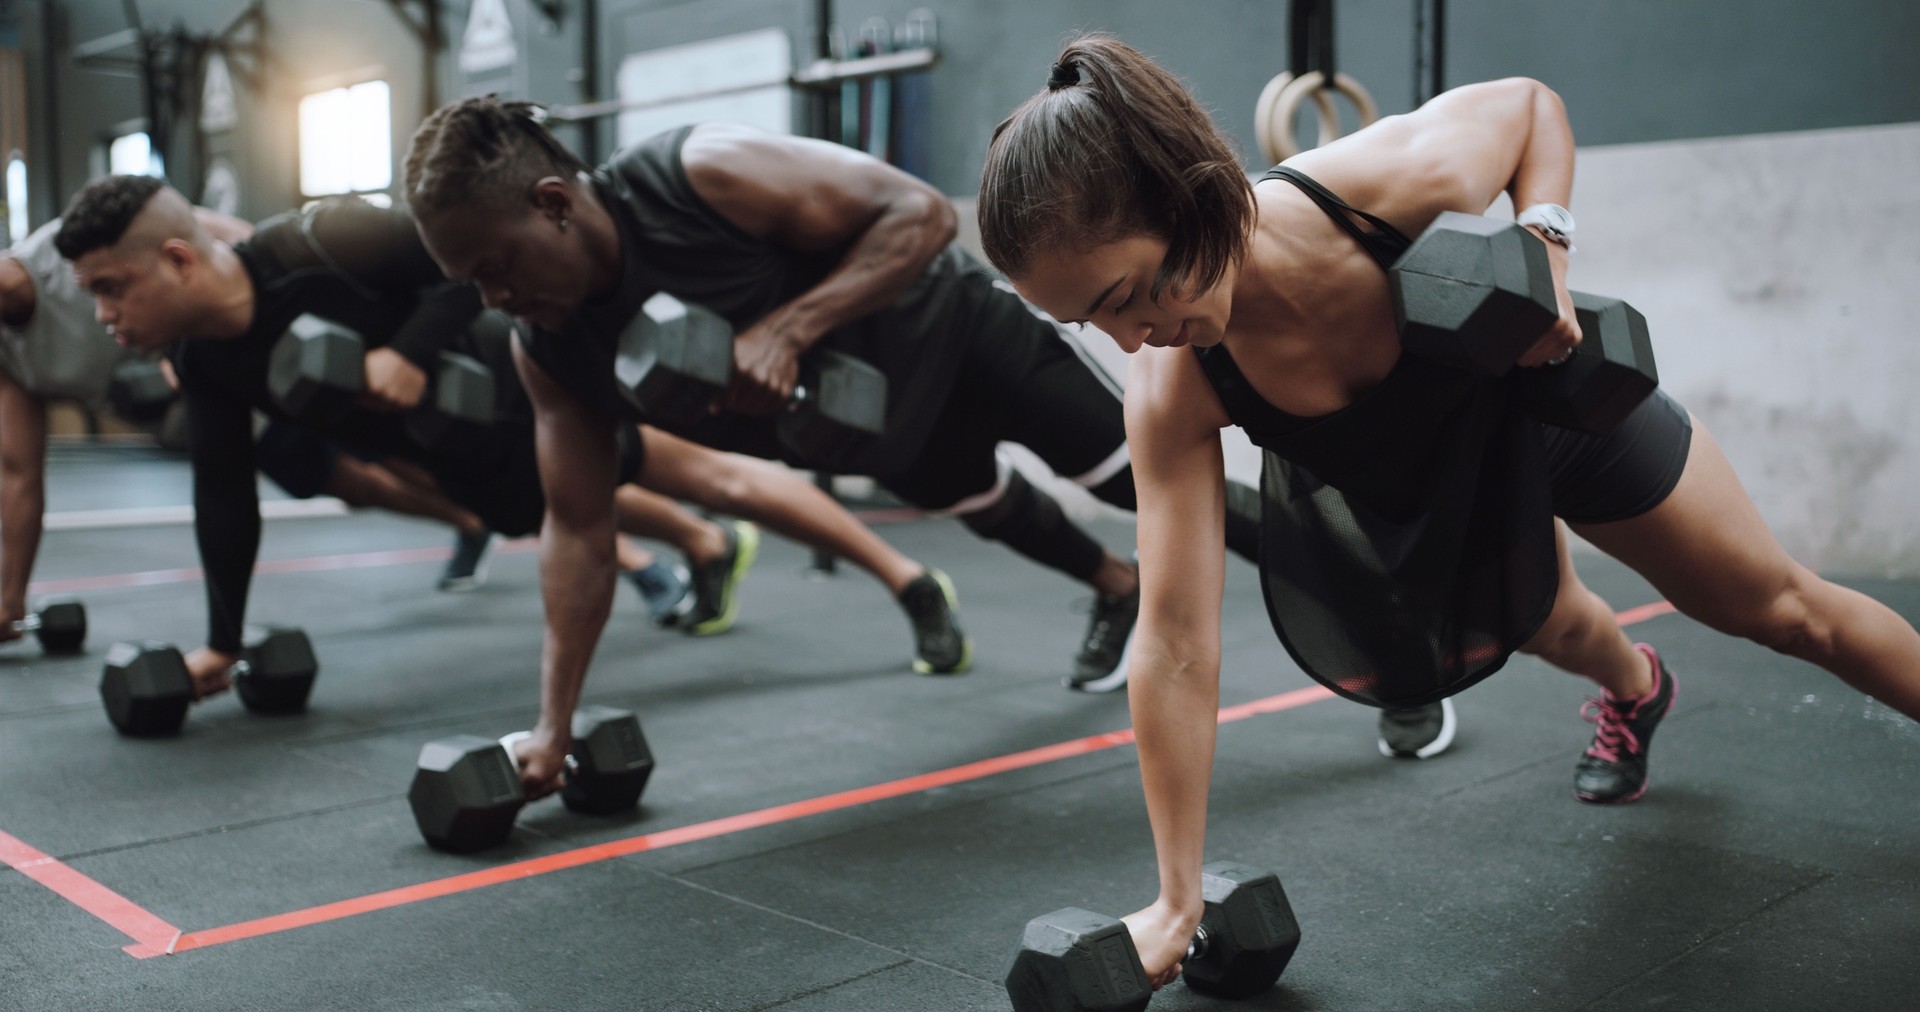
left=1566, top=122, right=1920, bottom=577
left=827, top=0, right=1920, bottom=200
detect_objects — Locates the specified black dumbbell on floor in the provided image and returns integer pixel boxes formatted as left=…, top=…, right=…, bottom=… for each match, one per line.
left=107, top=359, right=177, bottom=425
left=408, top=705, right=656, bottom=852
left=1390, top=211, right=1659, bottom=433
left=7, top=597, right=87, bottom=654
left=266, top=314, right=495, bottom=446
left=98, top=626, right=320, bottom=736
left=615, top=294, right=888, bottom=460
left=1006, top=862, right=1301, bottom=1012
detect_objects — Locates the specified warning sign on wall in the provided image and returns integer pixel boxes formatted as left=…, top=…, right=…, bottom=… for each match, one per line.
left=201, top=53, right=238, bottom=133
left=459, top=0, right=517, bottom=75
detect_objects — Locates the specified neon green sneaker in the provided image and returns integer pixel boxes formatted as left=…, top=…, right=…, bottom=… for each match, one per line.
left=683, top=520, right=759, bottom=636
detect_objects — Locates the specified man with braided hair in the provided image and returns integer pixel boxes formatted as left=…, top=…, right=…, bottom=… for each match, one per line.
left=402, top=97, right=1458, bottom=798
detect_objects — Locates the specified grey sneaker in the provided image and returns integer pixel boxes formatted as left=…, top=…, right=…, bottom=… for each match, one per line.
left=1377, top=698, right=1458, bottom=759
left=681, top=520, right=759, bottom=636
left=897, top=568, right=971, bottom=675
left=437, top=530, right=495, bottom=592
left=626, top=561, right=691, bottom=626
left=1068, top=584, right=1139, bottom=693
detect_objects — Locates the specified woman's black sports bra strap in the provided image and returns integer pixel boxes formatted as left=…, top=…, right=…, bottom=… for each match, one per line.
left=1261, top=166, right=1413, bottom=270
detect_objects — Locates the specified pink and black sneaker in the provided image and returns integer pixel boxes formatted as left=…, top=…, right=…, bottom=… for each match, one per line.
left=1573, top=643, right=1677, bottom=804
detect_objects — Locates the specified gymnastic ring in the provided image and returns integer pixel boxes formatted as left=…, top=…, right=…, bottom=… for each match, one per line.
left=1256, top=71, right=1337, bottom=164
left=1254, top=71, right=1297, bottom=165
left=1262, top=70, right=1381, bottom=162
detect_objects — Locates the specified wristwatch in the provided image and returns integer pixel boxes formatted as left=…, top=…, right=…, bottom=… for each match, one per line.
left=1516, top=203, right=1576, bottom=251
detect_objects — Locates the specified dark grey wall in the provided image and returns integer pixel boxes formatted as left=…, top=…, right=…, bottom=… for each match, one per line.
left=14, top=0, right=1920, bottom=233
left=821, top=0, right=1920, bottom=197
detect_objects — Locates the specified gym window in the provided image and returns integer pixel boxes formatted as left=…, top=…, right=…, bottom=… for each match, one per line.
left=298, top=79, right=392, bottom=198
left=6, top=154, right=25, bottom=243
left=107, top=131, right=164, bottom=177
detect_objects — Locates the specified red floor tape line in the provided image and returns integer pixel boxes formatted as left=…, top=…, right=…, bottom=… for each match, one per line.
left=2, top=601, right=1675, bottom=960
left=0, top=829, right=182, bottom=954
left=155, top=685, right=1336, bottom=958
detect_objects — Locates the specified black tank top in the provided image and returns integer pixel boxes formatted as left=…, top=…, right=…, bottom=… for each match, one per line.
left=517, top=126, right=998, bottom=476
left=1197, top=167, right=1559, bottom=708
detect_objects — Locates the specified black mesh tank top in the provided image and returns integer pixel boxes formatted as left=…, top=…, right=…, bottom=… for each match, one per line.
left=1196, top=167, right=1559, bottom=708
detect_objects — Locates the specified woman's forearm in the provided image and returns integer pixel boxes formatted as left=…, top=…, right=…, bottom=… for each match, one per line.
left=1128, top=629, right=1223, bottom=912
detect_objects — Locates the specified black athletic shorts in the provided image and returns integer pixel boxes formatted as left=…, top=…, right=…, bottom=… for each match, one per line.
left=880, top=284, right=1130, bottom=511
left=436, top=423, right=649, bottom=538
left=255, top=420, right=377, bottom=500
left=1542, top=388, right=1692, bottom=525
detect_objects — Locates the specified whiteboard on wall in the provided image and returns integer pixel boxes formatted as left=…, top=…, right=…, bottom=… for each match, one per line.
left=616, top=28, right=791, bottom=148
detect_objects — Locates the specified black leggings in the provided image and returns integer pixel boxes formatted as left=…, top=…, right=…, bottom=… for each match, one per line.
left=257, top=418, right=647, bottom=539
left=880, top=290, right=1132, bottom=513
left=876, top=288, right=1261, bottom=580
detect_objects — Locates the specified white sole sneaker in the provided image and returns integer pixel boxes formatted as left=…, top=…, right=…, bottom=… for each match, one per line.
left=1376, top=697, right=1457, bottom=759
left=1066, top=633, right=1133, bottom=694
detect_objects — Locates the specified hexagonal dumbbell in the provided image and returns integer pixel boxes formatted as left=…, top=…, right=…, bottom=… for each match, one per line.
left=1182, top=862, right=1302, bottom=997
left=107, top=359, right=177, bottom=424
left=408, top=705, right=655, bottom=852
left=268, top=314, right=366, bottom=425
left=268, top=315, right=495, bottom=446
left=232, top=626, right=322, bottom=715
left=98, top=626, right=320, bottom=737
left=1389, top=211, right=1559, bottom=376
left=614, top=293, right=736, bottom=428
left=99, top=641, right=193, bottom=736
left=403, top=349, right=498, bottom=448
left=1006, top=861, right=1300, bottom=1012
left=408, top=735, right=527, bottom=853
left=7, top=597, right=87, bottom=654
left=559, top=704, right=657, bottom=815
left=1518, top=290, right=1660, bottom=434
left=616, top=294, right=888, bottom=462
left=775, top=349, right=888, bottom=462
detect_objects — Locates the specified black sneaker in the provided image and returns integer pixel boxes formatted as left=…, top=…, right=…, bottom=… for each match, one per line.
left=1377, top=698, right=1458, bottom=759
left=1574, top=643, right=1678, bottom=804
left=897, top=568, right=971, bottom=675
left=1068, top=583, right=1139, bottom=693
left=437, top=530, right=495, bottom=592
left=626, top=561, right=691, bottom=626
left=681, top=521, right=759, bottom=637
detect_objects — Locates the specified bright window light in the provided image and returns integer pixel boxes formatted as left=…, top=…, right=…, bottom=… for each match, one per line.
left=299, top=80, right=392, bottom=196
left=6, top=157, right=26, bottom=244
left=108, top=132, right=164, bottom=177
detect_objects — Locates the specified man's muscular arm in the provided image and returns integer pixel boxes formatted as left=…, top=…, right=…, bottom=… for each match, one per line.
left=677, top=125, right=957, bottom=413
left=510, top=332, right=622, bottom=797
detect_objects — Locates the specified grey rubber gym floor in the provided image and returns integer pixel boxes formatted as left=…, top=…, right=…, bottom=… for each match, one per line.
left=3, top=443, right=1917, bottom=1011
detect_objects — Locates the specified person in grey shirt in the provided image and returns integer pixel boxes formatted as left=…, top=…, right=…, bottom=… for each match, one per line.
left=0, top=206, right=530, bottom=644
left=0, top=212, right=247, bottom=641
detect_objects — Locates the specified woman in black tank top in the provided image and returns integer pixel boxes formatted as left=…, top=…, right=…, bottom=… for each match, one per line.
left=979, top=33, right=1920, bottom=988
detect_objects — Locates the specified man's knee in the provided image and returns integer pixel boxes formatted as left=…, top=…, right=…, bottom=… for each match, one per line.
left=956, top=469, right=1104, bottom=580
left=960, top=469, right=1059, bottom=539
left=1084, top=465, right=1136, bottom=512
